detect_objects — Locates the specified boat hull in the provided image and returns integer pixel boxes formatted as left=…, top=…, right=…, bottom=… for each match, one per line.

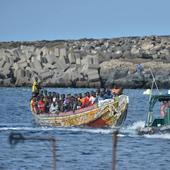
left=32, top=95, right=128, bottom=128
left=137, top=125, right=170, bottom=135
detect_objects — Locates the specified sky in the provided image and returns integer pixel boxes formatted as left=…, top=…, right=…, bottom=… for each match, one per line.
left=0, top=0, right=170, bottom=41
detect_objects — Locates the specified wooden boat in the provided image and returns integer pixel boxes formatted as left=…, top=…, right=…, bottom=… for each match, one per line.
left=138, top=94, right=170, bottom=134
left=32, top=95, right=129, bottom=128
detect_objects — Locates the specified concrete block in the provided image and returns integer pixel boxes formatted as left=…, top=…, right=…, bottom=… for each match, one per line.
left=0, top=59, right=6, bottom=68
left=60, top=48, right=66, bottom=57
left=25, top=69, right=32, bottom=79
left=75, top=55, right=82, bottom=65
left=40, top=47, right=49, bottom=56
left=3, top=55, right=10, bottom=63
left=49, top=47, right=60, bottom=57
left=3, top=78, right=12, bottom=86
left=13, top=63, right=19, bottom=70
left=0, top=49, right=5, bottom=60
left=1, top=62, right=11, bottom=76
left=86, top=55, right=99, bottom=69
left=4, top=49, right=13, bottom=57
left=54, top=48, right=59, bottom=57
left=53, top=70, right=62, bottom=77
left=87, top=69, right=99, bottom=82
left=43, top=63, right=58, bottom=70
left=39, top=70, right=54, bottom=80
left=14, top=69, right=25, bottom=78
left=31, top=58, right=42, bottom=71
left=17, top=60, right=28, bottom=68
left=58, top=53, right=69, bottom=65
left=68, top=52, right=76, bottom=64
left=45, top=54, right=57, bottom=65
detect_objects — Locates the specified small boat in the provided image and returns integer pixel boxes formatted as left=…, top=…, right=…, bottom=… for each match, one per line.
left=32, top=95, right=129, bottom=128
left=138, top=94, right=170, bottom=134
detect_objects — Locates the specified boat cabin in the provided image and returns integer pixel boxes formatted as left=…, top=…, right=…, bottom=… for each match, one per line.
left=146, top=95, right=170, bottom=127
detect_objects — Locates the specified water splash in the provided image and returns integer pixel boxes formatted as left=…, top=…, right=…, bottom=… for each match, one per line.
left=120, top=121, right=145, bottom=135
left=56, top=127, right=114, bottom=134
left=127, top=121, right=145, bottom=130
left=0, top=126, right=54, bottom=131
left=144, top=133, right=170, bottom=140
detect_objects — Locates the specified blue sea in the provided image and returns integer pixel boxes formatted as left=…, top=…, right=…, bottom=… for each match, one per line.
left=0, top=88, right=170, bottom=170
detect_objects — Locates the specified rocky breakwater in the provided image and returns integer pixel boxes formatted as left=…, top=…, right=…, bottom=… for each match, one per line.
left=0, top=35, right=170, bottom=88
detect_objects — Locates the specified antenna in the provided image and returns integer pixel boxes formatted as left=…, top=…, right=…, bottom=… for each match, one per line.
left=149, top=68, right=161, bottom=95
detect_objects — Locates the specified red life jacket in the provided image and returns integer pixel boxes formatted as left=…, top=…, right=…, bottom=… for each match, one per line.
left=38, top=100, right=44, bottom=112
left=84, top=96, right=89, bottom=103
left=80, top=97, right=86, bottom=108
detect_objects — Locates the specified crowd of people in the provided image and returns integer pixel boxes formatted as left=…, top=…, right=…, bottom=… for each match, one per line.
left=30, top=78, right=123, bottom=114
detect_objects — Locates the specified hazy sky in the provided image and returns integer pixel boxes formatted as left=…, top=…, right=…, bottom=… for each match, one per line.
left=0, top=0, right=170, bottom=41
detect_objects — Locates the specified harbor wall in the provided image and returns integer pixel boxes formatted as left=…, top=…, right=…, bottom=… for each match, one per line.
left=0, top=35, right=170, bottom=88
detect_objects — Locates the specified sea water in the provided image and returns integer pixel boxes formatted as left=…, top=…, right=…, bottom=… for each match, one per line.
left=0, top=88, right=170, bottom=170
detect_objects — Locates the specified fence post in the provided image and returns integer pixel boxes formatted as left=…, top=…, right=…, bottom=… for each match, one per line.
left=112, top=130, right=118, bottom=170
left=9, top=132, right=57, bottom=170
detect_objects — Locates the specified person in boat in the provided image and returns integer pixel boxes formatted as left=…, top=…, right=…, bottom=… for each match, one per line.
left=160, top=101, right=168, bottom=117
left=70, top=95, right=79, bottom=112
left=78, top=93, right=82, bottom=101
left=30, top=96, right=34, bottom=112
left=56, top=93, right=60, bottom=102
left=71, top=94, right=77, bottom=111
left=77, top=93, right=83, bottom=108
left=85, top=92, right=91, bottom=106
left=103, top=86, right=113, bottom=99
left=31, top=97, right=38, bottom=113
left=59, top=94, right=65, bottom=112
left=50, top=98, right=59, bottom=114
left=43, top=89, right=48, bottom=98
left=112, top=85, right=123, bottom=96
left=32, top=77, right=41, bottom=96
left=52, top=92, right=57, bottom=102
left=76, top=93, right=82, bottom=109
left=96, top=89, right=106, bottom=107
left=39, top=90, right=44, bottom=99
left=37, top=97, right=45, bottom=114
left=89, top=91, right=96, bottom=105
left=95, top=88, right=101, bottom=103
left=44, top=95, right=50, bottom=113
left=80, top=92, right=89, bottom=108
left=63, top=94, right=72, bottom=112
left=47, top=92, right=53, bottom=103
left=95, top=89, right=104, bottom=103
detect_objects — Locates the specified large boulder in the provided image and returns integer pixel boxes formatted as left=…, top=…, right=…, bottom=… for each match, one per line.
left=113, top=73, right=145, bottom=88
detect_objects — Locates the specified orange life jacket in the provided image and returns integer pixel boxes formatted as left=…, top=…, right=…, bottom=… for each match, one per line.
left=81, top=97, right=86, bottom=108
